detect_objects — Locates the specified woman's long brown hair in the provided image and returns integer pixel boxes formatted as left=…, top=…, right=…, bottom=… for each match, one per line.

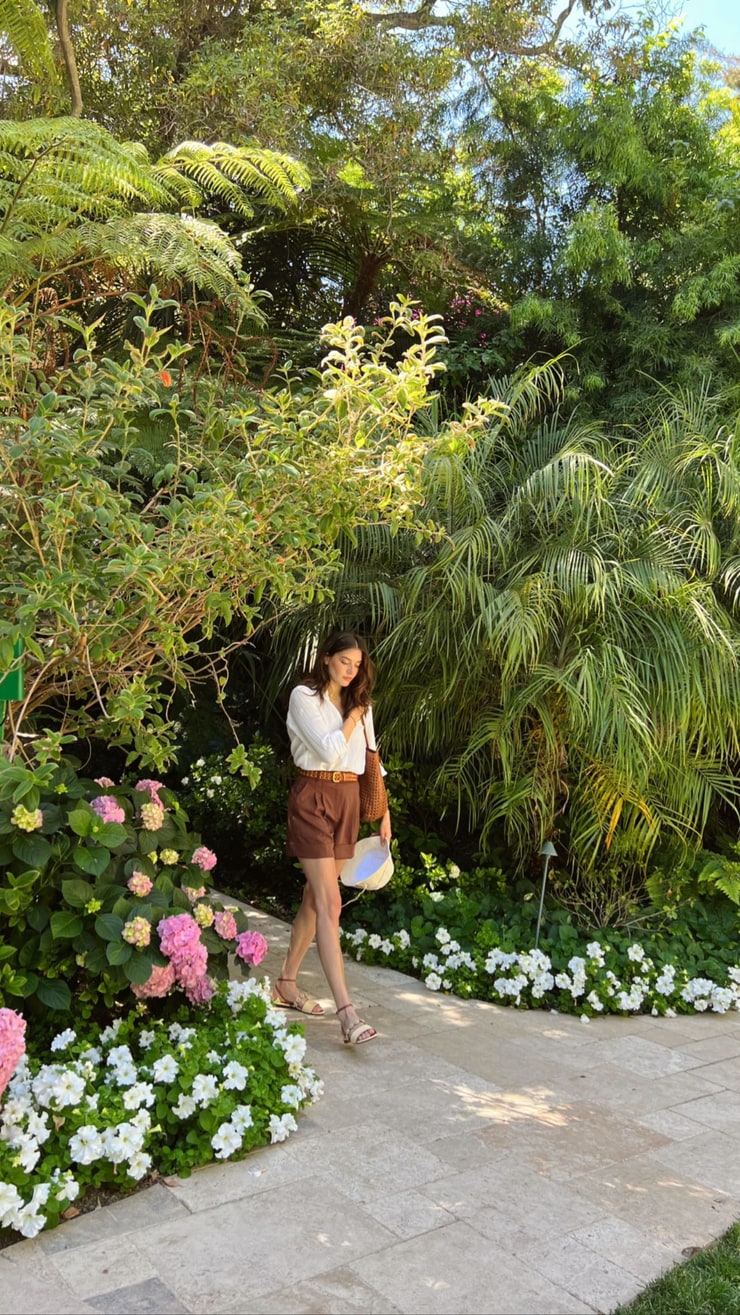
left=301, top=630, right=376, bottom=713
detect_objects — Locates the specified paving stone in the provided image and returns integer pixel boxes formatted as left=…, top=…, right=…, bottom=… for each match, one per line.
left=510, top=1234, right=645, bottom=1312
left=477, top=1097, right=669, bottom=1181
left=647, top=1128, right=740, bottom=1196
left=573, top=1153, right=739, bottom=1247
left=235, top=1267, right=403, bottom=1313
left=569, top=1216, right=683, bottom=1282
left=0, top=1255, right=95, bottom=1314
left=686, top=1055, right=740, bottom=1092
left=87, top=1278, right=188, bottom=1314
left=420, top=1155, right=605, bottom=1247
left=48, top=1236, right=159, bottom=1301
left=669, top=1086, right=740, bottom=1136
left=360, top=1187, right=457, bottom=1240
left=350, top=1219, right=597, bottom=1315
left=568, top=1035, right=704, bottom=1078
left=676, top=1032, right=740, bottom=1064
left=637, top=1107, right=710, bottom=1141
left=131, top=1177, right=396, bottom=1312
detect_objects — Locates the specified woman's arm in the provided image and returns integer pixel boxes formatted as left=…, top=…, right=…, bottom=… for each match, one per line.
left=288, top=687, right=363, bottom=765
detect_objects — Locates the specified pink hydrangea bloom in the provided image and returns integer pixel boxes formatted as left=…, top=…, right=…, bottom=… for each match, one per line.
left=122, top=916, right=151, bottom=949
left=131, top=962, right=176, bottom=999
left=91, top=795, right=126, bottom=825
left=94, top=776, right=116, bottom=788
left=214, top=910, right=237, bottom=941
left=184, top=974, right=215, bottom=1006
left=158, top=912, right=201, bottom=957
left=191, top=846, right=217, bottom=872
left=158, top=913, right=208, bottom=988
left=0, top=1008, right=26, bottom=1105
left=183, top=885, right=206, bottom=904
left=135, top=779, right=165, bottom=802
left=128, top=871, right=153, bottom=897
left=140, top=801, right=165, bottom=831
left=235, top=930, right=268, bottom=967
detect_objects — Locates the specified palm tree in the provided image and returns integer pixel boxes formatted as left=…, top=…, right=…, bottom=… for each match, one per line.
left=269, top=368, right=740, bottom=877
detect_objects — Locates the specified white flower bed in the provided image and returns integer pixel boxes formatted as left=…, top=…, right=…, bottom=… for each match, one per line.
left=342, top=925, right=740, bottom=1017
left=0, top=978, right=322, bottom=1240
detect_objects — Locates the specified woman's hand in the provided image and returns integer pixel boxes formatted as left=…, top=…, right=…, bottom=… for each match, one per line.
left=379, top=809, right=392, bottom=846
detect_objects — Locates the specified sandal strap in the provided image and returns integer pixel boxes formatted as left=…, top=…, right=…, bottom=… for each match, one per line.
left=336, top=1002, right=354, bottom=1014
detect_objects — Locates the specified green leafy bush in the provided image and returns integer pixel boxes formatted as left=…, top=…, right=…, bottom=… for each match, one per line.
left=180, top=737, right=290, bottom=871
left=0, top=755, right=253, bottom=1014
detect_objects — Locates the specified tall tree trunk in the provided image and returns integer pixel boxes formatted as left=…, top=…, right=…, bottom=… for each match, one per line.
left=55, top=0, right=82, bottom=116
left=342, top=249, right=387, bottom=319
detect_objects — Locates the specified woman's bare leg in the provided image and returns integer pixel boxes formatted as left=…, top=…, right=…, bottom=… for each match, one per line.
left=278, top=881, right=317, bottom=991
left=286, top=857, right=351, bottom=1011
left=279, top=858, right=374, bottom=1039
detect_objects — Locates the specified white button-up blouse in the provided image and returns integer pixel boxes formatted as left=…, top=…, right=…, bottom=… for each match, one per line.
left=287, top=684, right=379, bottom=774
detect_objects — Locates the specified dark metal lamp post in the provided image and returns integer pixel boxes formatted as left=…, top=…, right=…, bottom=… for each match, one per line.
left=534, top=840, right=557, bottom=950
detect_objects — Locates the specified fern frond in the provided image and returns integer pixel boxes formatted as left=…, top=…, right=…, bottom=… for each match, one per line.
left=0, top=0, right=59, bottom=91
left=153, top=143, right=310, bottom=219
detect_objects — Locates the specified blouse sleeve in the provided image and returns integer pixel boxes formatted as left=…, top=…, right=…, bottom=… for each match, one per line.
left=287, top=686, right=349, bottom=768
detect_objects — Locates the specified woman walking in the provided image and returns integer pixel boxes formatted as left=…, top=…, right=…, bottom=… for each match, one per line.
left=274, top=631, right=391, bottom=1044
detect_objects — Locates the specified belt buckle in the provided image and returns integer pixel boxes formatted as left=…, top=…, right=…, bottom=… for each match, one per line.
left=332, top=771, right=342, bottom=783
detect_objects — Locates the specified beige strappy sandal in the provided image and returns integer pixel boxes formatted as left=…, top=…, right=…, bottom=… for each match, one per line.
left=337, top=1002, right=377, bottom=1045
left=272, top=978, right=324, bottom=1016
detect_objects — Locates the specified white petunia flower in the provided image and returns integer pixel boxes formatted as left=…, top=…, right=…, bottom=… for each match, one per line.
left=127, top=1152, right=152, bottom=1180
left=122, top=1082, right=155, bottom=1110
left=212, top=1122, right=242, bottom=1159
left=268, top=1112, right=297, bottom=1143
left=279, top=1034, right=307, bottom=1065
left=50, top=1029, right=76, bottom=1052
left=192, top=1074, right=219, bottom=1106
left=69, top=1126, right=104, bottom=1165
left=230, top=1105, right=254, bottom=1134
left=173, top=1094, right=196, bottom=1119
left=223, top=1062, right=249, bottom=1091
left=152, top=1055, right=179, bottom=1082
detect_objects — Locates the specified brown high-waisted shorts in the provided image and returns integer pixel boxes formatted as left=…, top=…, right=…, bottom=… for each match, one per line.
left=286, top=776, right=360, bottom=860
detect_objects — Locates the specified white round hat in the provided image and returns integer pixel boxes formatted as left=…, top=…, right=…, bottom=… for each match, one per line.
left=340, top=836, right=394, bottom=890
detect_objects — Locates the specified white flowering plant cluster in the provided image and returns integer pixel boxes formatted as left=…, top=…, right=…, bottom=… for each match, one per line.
left=340, top=867, right=740, bottom=1018
left=0, top=979, right=322, bottom=1241
left=0, top=755, right=254, bottom=1014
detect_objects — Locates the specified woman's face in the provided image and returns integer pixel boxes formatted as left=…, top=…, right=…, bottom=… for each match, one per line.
left=325, top=647, right=363, bottom=688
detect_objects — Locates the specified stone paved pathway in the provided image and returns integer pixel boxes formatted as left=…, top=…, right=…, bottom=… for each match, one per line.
left=2, top=906, right=740, bottom=1314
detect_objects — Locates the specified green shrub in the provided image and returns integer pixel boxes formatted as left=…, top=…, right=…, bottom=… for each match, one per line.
left=0, top=754, right=253, bottom=1015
